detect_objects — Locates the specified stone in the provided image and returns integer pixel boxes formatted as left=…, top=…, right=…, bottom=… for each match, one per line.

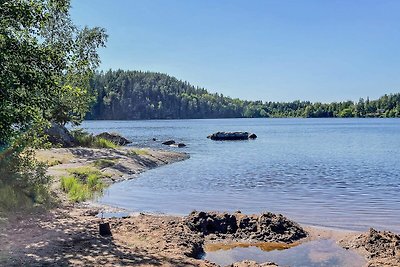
left=162, top=140, right=175, bottom=145
left=207, top=132, right=250, bottom=141
left=45, top=123, right=76, bottom=147
left=96, top=132, right=132, bottom=146
left=248, top=133, right=257, bottom=139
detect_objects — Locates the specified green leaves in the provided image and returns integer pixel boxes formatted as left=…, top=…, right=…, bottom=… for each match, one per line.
left=0, top=0, right=107, bottom=145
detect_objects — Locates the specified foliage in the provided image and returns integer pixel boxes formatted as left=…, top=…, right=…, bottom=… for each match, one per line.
left=93, top=137, right=117, bottom=149
left=88, top=70, right=246, bottom=119
left=88, top=70, right=400, bottom=119
left=70, top=129, right=117, bottom=149
left=0, top=0, right=107, bottom=146
left=61, top=166, right=106, bottom=202
left=60, top=176, right=90, bottom=202
left=0, top=146, right=52, bottom=212
left=67, top=166, right=106, bottom=181
left=126, top=149, right=149, bottom=157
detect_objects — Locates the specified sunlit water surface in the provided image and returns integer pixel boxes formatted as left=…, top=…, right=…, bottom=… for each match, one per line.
left=81, top=118, right=400, bottom=233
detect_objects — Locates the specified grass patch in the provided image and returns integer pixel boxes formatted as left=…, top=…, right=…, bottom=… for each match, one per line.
left=127, top=148, right=149, bottom=157
left=61, top=166, right=107, bottom=202
left=93, top=158, right=116, bottom=169
left=68, top=166, right=105, bottom=180
left=61, top=176, right=91, bottom=202
left=70, top=129, right=118, bottom=149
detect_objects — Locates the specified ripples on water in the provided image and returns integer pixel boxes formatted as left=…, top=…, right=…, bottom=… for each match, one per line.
left=82, top=118, right=400, bottom=232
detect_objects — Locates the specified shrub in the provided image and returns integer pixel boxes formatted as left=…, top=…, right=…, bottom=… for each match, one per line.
left=70, top=129, right=118, bottom=149
left=87, top=174, right=104, bottom=191
left=61, top=176, right=78, bottom=192
left=93, top=137, right=117, bottom=149
left=68, top=183, right=91, bottom=203
left=61, top=167, right=106, bottom=202
left=0, top=147, right=52, bottom=212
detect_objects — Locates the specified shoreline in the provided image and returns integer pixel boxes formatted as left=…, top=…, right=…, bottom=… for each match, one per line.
left=1, top=146, right=399, bottom=266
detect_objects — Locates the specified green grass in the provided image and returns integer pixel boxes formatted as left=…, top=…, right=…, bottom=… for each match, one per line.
left=70, top=129, right=118, bottom=149
left=127, top=148, right=149, bottom=157
left=61, top=166, right=106, bottom=202
left=93, top=158, right=116, bottom=169
left=68, top=166, right=105, bottom=180
left=93, top=138, right=117, bottom=149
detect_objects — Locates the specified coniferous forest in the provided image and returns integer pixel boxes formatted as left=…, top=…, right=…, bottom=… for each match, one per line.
left=89, top=70, right=400, bottom=120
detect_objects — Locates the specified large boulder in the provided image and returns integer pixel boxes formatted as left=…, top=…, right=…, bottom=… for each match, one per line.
left=45, top=123, right=76, bottom=147
left=185, top=211, right=307, bottom=243
left=207, top=132, right=257, bottom=141
left=170, top=143, right=186, bottom=148
left=96, top=132, right=132, bottom=146
left=162, top=140, right=175, bottom=145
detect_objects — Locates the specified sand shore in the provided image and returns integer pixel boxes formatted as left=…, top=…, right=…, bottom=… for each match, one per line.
left=0, top=147, right=398, bottom=266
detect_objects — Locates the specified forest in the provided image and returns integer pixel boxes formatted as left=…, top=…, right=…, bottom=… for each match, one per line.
left=89, top=70, right=400, bottom=120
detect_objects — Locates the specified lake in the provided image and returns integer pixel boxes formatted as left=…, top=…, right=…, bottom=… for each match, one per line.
left=81, top=118, right=400, bottom=233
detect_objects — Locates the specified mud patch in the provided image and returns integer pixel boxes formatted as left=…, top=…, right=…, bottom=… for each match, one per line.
left=185, top=211, right=307, bottom=243
left=339, top=228, right=400, bottom=267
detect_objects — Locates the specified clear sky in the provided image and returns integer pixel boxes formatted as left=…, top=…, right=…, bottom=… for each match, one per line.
left=70, top=0, right=400, bottom=102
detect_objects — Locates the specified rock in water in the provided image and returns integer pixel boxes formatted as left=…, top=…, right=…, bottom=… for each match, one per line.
left=208, top=132, right=249, bottom=140
left=248, top=133, right=257, bottom=139
left=162, top=140, right=175, bottom=145
left=170, top=143, right=186, bottom=148
left=96, top=132, right=132, bottom=146
left=207, top=132, right=257, bottom=141
left=45, top=123, right=76, bottom=147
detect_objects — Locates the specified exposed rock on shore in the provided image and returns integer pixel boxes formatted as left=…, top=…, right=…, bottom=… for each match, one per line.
left=339, top=228, right=400, bottom=267
left=96, top=132, right=132, bottom=146
left=185, top=211, right=307, bottom=243
left=45, top=123, right=76, bottom=147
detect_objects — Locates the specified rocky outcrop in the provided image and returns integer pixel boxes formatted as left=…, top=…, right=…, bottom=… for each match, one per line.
left=162, top=140, right=175, bottom=145
left=207, top=132, right=257, bottom=141
left=248, top=133, right=257, bottom=139
left=185, top=211, right=307, bottom=243
left=45, top=123, right=76, bottom=147
left=96, top=132, right=132, bottom=146
left=339, top=228, right=400, bottom=266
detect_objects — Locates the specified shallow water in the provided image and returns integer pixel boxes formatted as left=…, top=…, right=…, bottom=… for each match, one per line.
left=204, top=239, right=366, bottom=267
left=81, top=118, right=400, bottom=232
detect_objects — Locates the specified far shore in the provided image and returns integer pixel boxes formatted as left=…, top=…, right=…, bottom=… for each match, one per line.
left=0, top=146, right=398, bottom=267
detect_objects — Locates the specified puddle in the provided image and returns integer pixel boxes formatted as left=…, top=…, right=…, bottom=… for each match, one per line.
left=204, top=239, right=366, bottom=267
left=96, top=211, right=131, bottom=218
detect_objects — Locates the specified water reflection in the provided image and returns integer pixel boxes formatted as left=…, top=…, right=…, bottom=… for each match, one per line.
left=204, top=239, right=366, bottom=267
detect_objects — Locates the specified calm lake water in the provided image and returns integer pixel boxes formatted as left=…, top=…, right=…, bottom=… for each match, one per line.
left=82, top=118, right=400, bottom=233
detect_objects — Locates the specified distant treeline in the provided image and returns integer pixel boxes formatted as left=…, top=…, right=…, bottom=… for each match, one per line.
left=88, top=70, right=400, bottom=119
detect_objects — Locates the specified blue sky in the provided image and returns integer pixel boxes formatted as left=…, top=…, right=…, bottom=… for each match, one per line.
left=71, top=0, right=400, bottom=102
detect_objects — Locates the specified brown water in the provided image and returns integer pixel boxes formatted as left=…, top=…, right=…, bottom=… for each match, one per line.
left=204, top=239, right=366, bottom=267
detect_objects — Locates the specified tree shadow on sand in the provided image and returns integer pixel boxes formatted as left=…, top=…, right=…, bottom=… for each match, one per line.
left=2, top=208, right=199, bottom=267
